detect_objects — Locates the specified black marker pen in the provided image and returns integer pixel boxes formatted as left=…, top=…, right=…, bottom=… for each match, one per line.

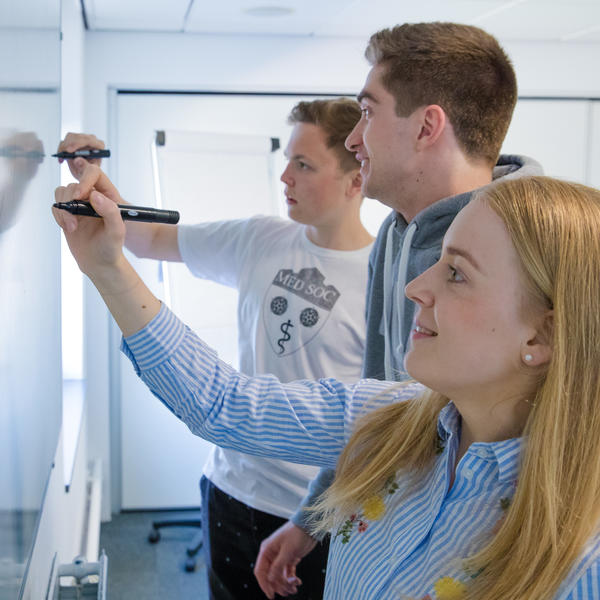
left=53, top=200, right=179, bottom=224
left=52, top=149, right=111, bottom=159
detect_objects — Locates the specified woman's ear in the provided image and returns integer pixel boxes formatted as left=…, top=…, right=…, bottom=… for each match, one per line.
left=522, top=310, right=553, bottom=367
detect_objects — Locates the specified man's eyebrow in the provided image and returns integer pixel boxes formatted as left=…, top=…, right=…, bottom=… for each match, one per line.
left=284, top=152, right=309, bottom=162
left=356, top=91, right=378, bottom=104
left=445, top=246, right=482, bottom=272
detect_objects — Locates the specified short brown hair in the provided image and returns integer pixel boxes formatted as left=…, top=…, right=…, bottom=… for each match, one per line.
left=365, top=22, right=517, bottom=166
left=288, top=98, right=361, bottom=173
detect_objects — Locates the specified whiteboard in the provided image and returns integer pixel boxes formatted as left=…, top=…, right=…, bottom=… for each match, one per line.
left=0, top=51, right=61, bottom=600
left=152, top=129, right=280, bottom=368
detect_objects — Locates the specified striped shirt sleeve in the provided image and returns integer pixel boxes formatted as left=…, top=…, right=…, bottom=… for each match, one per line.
left=121, top=303, right=403, bottom=469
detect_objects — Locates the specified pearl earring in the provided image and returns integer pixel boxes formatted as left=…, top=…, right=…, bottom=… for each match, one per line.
left=524, top=354, right=533, bottom=362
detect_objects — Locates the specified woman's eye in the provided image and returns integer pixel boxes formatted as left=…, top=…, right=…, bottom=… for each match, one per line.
left=448, top=265, right=465, bottom=282
left=298, top=161, right=309, bottom=170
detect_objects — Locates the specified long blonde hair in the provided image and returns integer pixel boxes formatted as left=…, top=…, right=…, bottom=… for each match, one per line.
left=313, top=176, right=600, bottom=599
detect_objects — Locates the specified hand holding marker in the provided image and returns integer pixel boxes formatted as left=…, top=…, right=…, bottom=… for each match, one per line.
left=52, top=146, right=180, bottom=224
left=53, top=200, right=180, bottom=224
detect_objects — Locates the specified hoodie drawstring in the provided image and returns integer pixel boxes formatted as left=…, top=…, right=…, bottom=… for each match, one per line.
left=383, top=220, right=417, bottom=381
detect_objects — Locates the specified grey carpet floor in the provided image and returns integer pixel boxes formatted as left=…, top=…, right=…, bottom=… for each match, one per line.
left=99, top=510, right=208, bottom=599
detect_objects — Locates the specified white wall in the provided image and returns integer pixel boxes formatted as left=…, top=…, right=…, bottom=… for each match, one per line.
left=61, top=0, right=85, bottom=134
left=77, top=29, right=600, bottom=516
left=83, top=32, right=600, bottom=143
left=508, top=41, right=600, bottom=98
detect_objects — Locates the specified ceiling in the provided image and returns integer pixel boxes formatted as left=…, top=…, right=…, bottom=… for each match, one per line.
left=80, top=0, right=600, bottom=43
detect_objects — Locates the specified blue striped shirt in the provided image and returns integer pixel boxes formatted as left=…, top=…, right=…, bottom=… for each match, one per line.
left=122, top=304, right=600, bottom=599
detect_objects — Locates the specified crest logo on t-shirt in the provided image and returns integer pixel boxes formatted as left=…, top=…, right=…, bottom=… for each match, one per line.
left=263, top=267, right=340, bottom=357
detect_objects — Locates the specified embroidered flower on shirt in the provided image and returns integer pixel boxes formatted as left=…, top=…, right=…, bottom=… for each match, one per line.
left=403, top=577, right=467, bottom=600
left=433, top=576, right=467, bottom=600
left=362, top=495, right=386, bottom=520
left=386, top=477, right=400, bottom=495
left=435, top=434, right=446, bottom=455
left=491, top=496, right=513, bottom=535
left=336, top=515, right=356, bottom=544
left=334, top=476, right=399, bottom=544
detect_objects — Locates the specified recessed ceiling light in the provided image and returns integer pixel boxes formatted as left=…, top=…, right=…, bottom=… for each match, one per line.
left=244, top=6, right=295, bottom=18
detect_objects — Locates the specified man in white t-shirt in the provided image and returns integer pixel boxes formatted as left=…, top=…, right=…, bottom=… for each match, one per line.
left=58, top=98, right=373, bottom=599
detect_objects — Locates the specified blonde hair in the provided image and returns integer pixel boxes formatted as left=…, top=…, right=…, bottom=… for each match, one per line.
left=313, top=176, right=600, bottom=599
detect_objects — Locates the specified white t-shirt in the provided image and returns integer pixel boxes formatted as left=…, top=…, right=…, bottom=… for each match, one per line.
left=178, top=215, right=372, bottom=517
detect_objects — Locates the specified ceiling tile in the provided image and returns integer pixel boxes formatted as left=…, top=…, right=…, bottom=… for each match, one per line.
left=185, top=0, right=353, bottom=35
left=475, top=0, right=600, bottom=41
left=310, top=0, right=507, bottom=37
left=84, top=0, right=191, bottom=31
left=80, top=0, right=600, bottom=44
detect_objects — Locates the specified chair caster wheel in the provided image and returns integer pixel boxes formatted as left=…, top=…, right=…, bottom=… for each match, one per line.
left=185, top=557, right=196, bottom=572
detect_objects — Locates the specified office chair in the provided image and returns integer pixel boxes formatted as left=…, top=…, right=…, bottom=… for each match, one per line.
left=148, top=516, right=203, bottom=572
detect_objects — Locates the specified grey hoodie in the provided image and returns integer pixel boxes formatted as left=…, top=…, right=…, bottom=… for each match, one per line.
left=291, top=154, right=544, bottom=529
left=362, top=154, right=544, bottom=381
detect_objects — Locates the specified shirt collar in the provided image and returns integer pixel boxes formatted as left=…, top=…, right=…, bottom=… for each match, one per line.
left=437, top=402, right=523, bottom=483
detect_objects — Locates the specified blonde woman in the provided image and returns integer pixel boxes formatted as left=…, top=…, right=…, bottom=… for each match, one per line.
left=54, top=172, right=600, bottom=599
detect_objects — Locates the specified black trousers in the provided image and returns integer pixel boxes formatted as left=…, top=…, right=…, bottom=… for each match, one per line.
left=200, top=476, right=329, bottom=600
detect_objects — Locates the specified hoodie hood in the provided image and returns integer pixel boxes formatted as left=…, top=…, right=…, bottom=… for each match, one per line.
left=407, top=154, right=543, bottom=249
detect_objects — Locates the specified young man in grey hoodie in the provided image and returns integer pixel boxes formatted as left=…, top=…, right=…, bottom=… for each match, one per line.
left=254, top=22, right=543, bottom=599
